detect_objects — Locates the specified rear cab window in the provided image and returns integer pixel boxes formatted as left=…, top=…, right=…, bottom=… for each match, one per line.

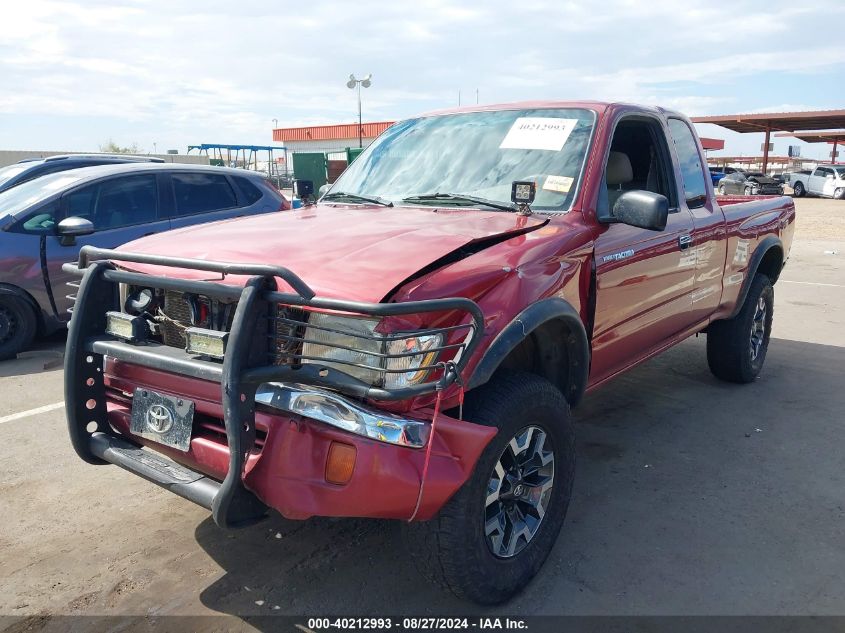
left=667, top=118, right=708, bottom=209
left=171, top=172, right=238, bottom=216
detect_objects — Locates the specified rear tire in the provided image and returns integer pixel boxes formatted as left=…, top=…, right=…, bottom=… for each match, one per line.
left=793, top=181, right=805, bottom=197
left=707, top=274, right=773, bottom=383
left=0, top=295, right=37, bottom=361
left=404, top=370, right=575, bottom=605
left=744, top=186, right=752, bottom=195
left=718, top=184, right=725, bottom=195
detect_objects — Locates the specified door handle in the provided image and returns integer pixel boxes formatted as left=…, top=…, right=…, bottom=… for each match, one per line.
left=679, top=234, right=693, bottom=250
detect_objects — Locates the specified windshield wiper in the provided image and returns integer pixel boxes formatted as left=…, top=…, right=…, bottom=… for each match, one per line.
left=321, top=191, right=393, bottom=207
left=401, top=193, right=518, bottom=212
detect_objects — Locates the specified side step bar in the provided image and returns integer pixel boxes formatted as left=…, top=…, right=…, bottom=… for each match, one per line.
left=89, top=433, right=270, bottom=528
left=90, top=432, right=220, bottom=509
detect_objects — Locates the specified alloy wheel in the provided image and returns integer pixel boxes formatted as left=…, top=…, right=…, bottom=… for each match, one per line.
left=484, top=425, right=555, bottom=559
left=750, top=295, right=767, bottom=362
left=0, top=305, right=17, bottom=346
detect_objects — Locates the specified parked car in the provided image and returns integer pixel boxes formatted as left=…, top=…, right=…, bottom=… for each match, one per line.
left=708, top=166, right=726, bottom=186
left=789, top=164, right=845, bottom=199
left=63, top=101, right=794, bottom=604
left=0, top=163, right=288, bottom=359
left=717, top=170, right=784, bottom=195
left=0, top=154, right=165, bottom=194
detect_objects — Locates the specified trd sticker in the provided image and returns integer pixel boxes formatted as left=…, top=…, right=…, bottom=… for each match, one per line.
left=602, top=249, right=635, bottom=263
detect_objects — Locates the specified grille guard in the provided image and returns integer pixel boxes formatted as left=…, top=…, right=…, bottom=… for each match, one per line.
left=63, top=246, right=484, bottom=528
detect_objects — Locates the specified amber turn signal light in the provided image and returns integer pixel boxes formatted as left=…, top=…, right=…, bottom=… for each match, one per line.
left=325, top=441, right=356, bottom=485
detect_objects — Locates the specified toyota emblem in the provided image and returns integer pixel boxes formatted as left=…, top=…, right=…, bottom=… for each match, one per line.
left=146, top=404, right=174, bottom=434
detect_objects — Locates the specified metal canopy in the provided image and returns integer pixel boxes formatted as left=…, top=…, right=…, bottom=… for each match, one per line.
left=187, top=143, right=286, bottom=152
left=776, top=130, right=845, bottom=164
left=775, top=130, right=845, bottom=143
left=692, top=110, right=845, bottom=133
left=692, top=109, right=845, bottom=172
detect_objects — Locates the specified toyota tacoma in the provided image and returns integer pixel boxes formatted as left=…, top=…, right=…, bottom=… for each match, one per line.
left=64, top=101, right=795, bottom=604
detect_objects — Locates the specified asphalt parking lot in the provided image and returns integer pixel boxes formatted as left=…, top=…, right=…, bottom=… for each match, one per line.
left=1, top=197, right=844, bottom=628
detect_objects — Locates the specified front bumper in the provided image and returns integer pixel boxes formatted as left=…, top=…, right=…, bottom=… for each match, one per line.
left=63, top=247, right=488, bottom=526
left=100, top=361, right=496, bottom=521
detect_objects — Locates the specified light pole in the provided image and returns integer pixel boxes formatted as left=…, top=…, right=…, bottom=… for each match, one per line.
left=346, top=73, right=372, bottom=148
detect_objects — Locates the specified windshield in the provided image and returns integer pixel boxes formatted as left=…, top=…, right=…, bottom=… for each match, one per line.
left=835, top=168, right=845, bottom=178
left=0, top=171, right=85, bottom=218
left=329, top=108, right=596, bottom=212
left=0, top=164, right=32, bottom=187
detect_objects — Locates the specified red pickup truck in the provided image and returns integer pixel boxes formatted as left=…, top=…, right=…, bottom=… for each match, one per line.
left=64, top=101, right=795, bottom=604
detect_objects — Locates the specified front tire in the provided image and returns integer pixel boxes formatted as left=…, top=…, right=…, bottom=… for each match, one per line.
left=707, top=273, right=774, bottom=383
left=405, top=371, right=575, bottom=605
left=835, top=187, right=844, bottom=200
left=718, top=184, right=725, bottom=195
left=0, top=295, right=37, bottom=361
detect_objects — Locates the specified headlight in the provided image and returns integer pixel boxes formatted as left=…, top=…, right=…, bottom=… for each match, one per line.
left=384, top=333, right=443, bottom=389
left=302, top=313, right=383, bottom=385
left=301, top=313, right=445, bottom=388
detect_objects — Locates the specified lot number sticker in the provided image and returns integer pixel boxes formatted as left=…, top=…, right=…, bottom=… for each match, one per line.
left=543, top=175, right=574, bottom=193
left=499, top=117, right=578, bottom=151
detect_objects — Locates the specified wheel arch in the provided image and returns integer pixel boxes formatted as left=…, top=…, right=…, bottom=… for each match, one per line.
left=0, top=283, right=45, bottom=334
left=728, top=236, right=783, bottom=319
left=467, top=297, right=590, bottom=407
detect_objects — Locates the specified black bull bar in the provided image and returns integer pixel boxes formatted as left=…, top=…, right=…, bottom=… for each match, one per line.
left=63, top=246, right=484, bottom=527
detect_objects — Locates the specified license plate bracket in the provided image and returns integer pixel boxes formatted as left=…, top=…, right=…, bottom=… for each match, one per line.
left=130, top=389, right=195, bottom=452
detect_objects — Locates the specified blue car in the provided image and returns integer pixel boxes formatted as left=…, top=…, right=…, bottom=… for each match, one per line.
left=708, top=166, right=726, bottom=187
left=0, top=163, right=288, bottom=359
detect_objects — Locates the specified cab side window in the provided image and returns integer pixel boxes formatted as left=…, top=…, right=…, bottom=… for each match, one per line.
left=667, top=119, right=708, bottom=208
left=600, top=117, right=677, bottom=217
left=64, top=175, right=158, bottom=230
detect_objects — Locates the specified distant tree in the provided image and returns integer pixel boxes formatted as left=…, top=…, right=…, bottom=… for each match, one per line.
left=99, top=139, right=144, bottom=154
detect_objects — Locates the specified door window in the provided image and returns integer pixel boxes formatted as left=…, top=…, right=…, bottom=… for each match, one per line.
left=171, top=172, right=238, bottom=216
left=667, top=119, right=708, bottom=208
left=64, top=175, right=158, bottom=230
left=601, top=117, right=677, bottom=215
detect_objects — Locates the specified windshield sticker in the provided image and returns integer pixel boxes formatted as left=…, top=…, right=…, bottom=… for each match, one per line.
left=542, top=175, right=574, bottom=194
left=499, top=117, right=578, bottom=152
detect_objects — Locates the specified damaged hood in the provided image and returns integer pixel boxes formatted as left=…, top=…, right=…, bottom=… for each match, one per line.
left=116, top=204, right=546, bottom=302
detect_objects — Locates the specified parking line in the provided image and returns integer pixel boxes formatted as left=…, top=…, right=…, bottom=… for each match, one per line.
left=0, top=401, right=65, bottom=425
left=781, top=280, right=845, bottom=288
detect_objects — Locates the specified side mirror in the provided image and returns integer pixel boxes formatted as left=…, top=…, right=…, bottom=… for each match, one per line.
left=612, top=191, right=669, bottom=231
left=318, top=183, right=331, bottom=197
left=57, top=216, right=95, bottom=237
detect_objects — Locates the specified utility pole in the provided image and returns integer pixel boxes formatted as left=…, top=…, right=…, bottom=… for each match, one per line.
left=347, top=74, right=372, bottom=148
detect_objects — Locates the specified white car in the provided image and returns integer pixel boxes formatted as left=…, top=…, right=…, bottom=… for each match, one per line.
left=789, top=165, right=845, bottom=199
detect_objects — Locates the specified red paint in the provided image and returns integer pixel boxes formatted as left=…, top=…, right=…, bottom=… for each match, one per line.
left=94, top=100, right=796, bottom=523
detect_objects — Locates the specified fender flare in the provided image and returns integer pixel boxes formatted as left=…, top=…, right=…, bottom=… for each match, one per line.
left=728, top=235, right=783, bottom=319
left=468, top=297, right=590, bottom=406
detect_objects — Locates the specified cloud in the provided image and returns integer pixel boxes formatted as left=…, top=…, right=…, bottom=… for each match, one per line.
left=0, top=0, right=842, bottom=156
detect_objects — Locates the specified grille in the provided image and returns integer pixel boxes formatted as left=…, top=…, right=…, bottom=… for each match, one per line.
left=269, top=305, right=308, bottom=366
left=160, top=291, right=194, bottom=347
left=157, top=291, right=306, bottom=365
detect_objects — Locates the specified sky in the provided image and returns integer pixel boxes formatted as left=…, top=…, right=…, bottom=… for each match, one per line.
left=1, top=0, right=844, bottom=160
